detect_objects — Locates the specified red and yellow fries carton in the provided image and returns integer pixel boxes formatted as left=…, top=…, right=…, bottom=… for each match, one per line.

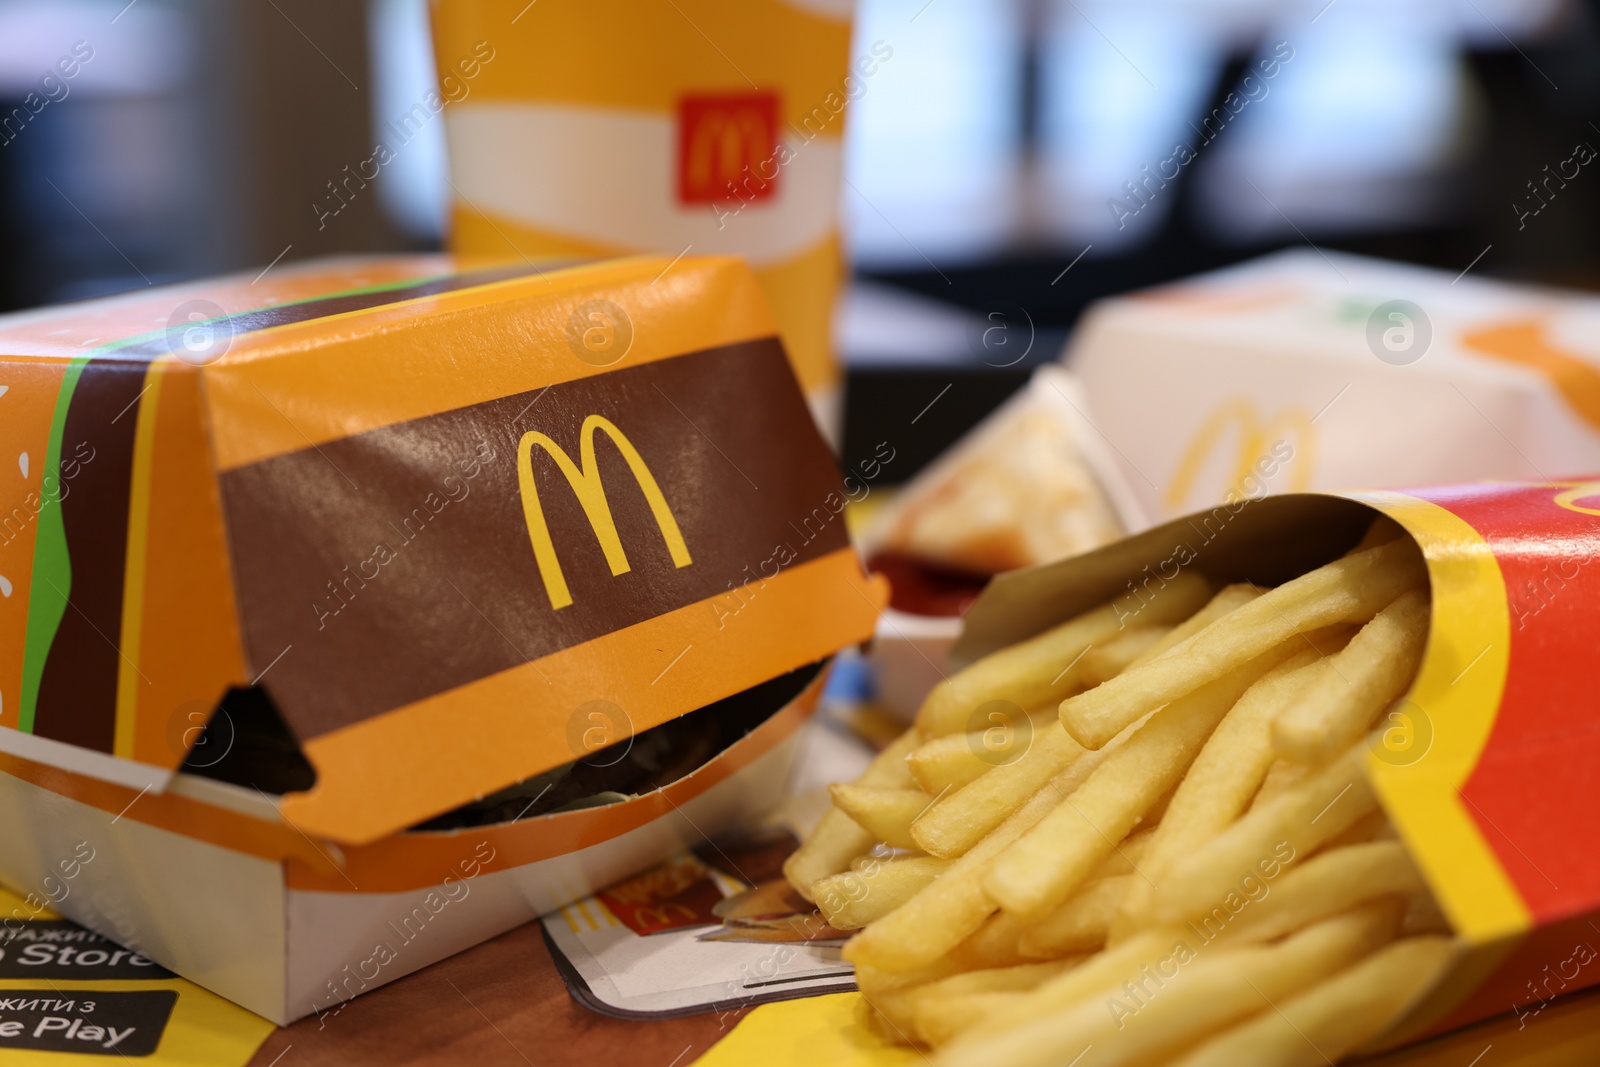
left=431, top=0, right=857, bottom=432
left=952, top=478, right=1600, bottom=1049
left=0, top=254, right=885, bottom=1022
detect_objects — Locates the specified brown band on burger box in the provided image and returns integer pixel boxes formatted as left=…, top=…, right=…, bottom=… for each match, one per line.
left=219, top=338, right=840, bottom=740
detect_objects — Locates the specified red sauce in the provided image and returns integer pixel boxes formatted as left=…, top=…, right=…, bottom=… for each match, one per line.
left=866, top=552, right=991, bottom=617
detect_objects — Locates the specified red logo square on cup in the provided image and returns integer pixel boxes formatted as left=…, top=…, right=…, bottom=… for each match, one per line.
left=677, top=91, right=781, bottom=205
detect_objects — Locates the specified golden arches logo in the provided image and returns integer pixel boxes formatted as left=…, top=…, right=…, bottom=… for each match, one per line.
left=1165, top=399, right=1314, bottom=512
left=677, top=92, right=779, bottom=204
left=517, top=415, right=693, bottom=610
left=688, top=111, right=768, bottom=192
left=1547, top=480, right=1600, bottom=517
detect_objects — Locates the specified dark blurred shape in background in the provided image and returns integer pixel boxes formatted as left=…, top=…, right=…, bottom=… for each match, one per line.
left=0, top=0, right=419, bottom=310
left=0, top=0, right=1594, bottom=476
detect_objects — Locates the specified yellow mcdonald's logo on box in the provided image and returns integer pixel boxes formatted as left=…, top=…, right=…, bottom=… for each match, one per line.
left=517, top=415, right=693, bottom=610
left=1166, top=398, right=1315, bottom=512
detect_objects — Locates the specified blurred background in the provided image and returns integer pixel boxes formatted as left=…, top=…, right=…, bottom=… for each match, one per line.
left=0, top=0, right=1591, bottom=479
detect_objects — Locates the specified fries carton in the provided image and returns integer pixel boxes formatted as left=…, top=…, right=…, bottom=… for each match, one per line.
left=432, top=0, right=856, bottom=431
left=1069, top=249, right=1600, bottom=522
left=952, top=478, right=1600, bottom=1048
left=0, top=254, right=885, bottom=1023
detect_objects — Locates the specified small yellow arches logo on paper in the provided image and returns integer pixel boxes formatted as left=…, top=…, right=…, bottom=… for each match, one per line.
left=517, top=415, right=693, bottom=610
left=1166, top=398, right=1315, bottom=512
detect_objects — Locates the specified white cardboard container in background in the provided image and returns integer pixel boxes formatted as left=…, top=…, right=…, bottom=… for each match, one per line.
left=1068, top=248, right=1600, bottom=523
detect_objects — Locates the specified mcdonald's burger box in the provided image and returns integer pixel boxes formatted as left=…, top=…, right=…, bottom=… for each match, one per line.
left=1068, top=248, right=1600, bottom=522
left=0, top=254, right=885, bottom=1024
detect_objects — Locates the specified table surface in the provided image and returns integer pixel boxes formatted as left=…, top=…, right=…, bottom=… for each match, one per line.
left=242, top=914, right=1600, bottom=1067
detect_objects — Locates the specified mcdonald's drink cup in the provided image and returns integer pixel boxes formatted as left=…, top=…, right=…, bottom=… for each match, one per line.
left=1068, top=248, right=1600, bottom=522
left=0, top=254, right=885, bottom=1022
left=431, top=0, right=859, bottom=436
left=952, top=479, right=1600, bottom=1051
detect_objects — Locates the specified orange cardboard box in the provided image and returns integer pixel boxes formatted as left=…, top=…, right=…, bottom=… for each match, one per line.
left=0, top=254, right=884, bottom=1023
left=951, top=479, right=1600, bottom=1052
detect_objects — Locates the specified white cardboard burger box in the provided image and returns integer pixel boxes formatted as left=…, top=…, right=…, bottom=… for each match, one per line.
left=1069, top=248, right=1600, bottom=524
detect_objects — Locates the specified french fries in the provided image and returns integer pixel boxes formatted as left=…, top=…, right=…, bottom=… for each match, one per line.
left=1150, top=742, right=1378, bottom=924
left=939, top=902, right=1404, bottom=1067
left=1322, top=807, right=1392, bottom=850
left=1108, top=645, right=1327, bottom=940
left=1349, top=513, right=1406, bottom=553
left=1060, top=539, right=1426, bottom=748
left=829, top=784, right=935, bottom=850
left=1252, top=756, right=1310, bottom=811
left=783, top=516, right=1455, bottom=1067
left=983, top=645, right=1298, bottom=920
left=1077, top=626, right=1169, bottom=687
left=1170, top=936, right=1457, bottom=1067
left=953, top=910, right=1034, bottom=969
left=1272, top=588, right=1430, bottom=764
left=814, top=855, right=952, bottom=930
left=905, top=710, right=1055, bottom=794
left=952, top=927, right=1183, bottom=1042
left=910, top=718, right=1086, bottom=857
left=904, top=960, right=1083, bottom=1044
left=905, top=733, right=990, bottom=794
left=913, top=992, right=1020, bottom=1048
left=1086, top=825, right=1153, bottom=877
left=784, top=727, right=923, bottom=899
left=917, top=571, right=1212, bottom=737
left=1018, top=873, right=1130, bottom=956
left=1215, top=841, right=1426, bottom=945
left=1129, top=582, right=1262, bottom=668
left=841, top=764, right=1085, bottom=972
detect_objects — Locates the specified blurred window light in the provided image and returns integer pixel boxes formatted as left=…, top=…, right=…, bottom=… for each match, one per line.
left=836, top=280, right=986, bottom=366
left=0, top=0, right=190, bottom=98
left=1193, top=4, right=1483, bottom=242
left=843, top=0, right=1027, bottom=269
left=367, top=0, right=449, bottom=240
left=1032, top=0, right=1227, bottom=251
